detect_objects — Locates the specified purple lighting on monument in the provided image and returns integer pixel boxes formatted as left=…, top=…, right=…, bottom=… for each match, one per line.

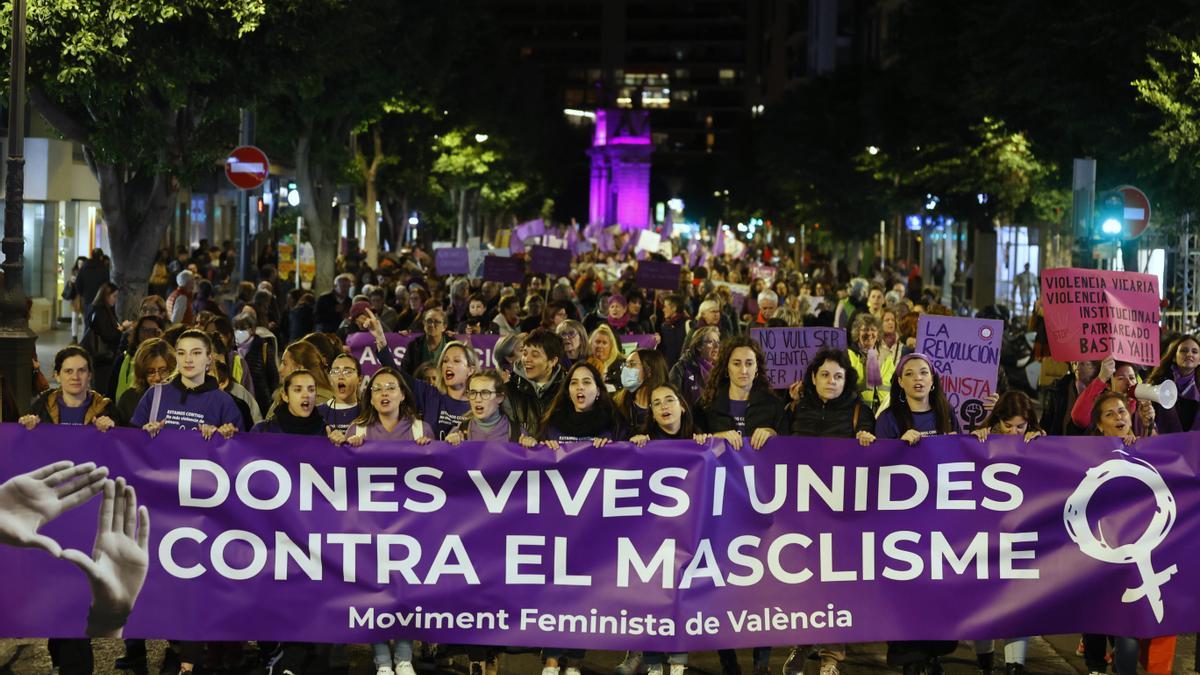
left=589, top=109, right=652, bottom=231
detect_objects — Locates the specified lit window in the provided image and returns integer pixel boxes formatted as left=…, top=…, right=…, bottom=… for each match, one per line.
left=719, top=68, right=737, bottom=83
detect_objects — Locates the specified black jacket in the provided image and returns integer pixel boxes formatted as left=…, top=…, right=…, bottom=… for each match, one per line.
left=74, top=259, right=109, bottom=309
left=788, top=391, right=875, bottom=438
left=695, top=385, right=785, bottom=434
left=506, top=367, right=566, bottom=438
left=1040, top=373, right=1086, bottom=436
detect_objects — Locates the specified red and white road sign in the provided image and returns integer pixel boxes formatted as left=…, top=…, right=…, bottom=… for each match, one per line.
left=225, top=146, right=269, bottom=190
left=1117, top=185, right=1151, bottom=239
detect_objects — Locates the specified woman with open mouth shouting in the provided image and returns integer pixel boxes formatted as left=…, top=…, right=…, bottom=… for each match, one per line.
left=251, top=369, right=326, bottom=436
left=319, top=353, right=364, bottom=443
left=404, top=341, right=480, bottom=440
left=869, top=353, right=960, bottom=445
left=251, top=368, right=349, bottom=675
left=866, top=352, right=960, bottom=675
left=523, top=361, right=623, bottom=450
left=344, top=367, right=431, bottom=445
left=1077, top=390, right=1143, bottom=675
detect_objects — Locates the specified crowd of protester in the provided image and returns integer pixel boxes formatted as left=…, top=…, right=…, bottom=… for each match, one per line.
left=16, top=234, right=1198, bottom=675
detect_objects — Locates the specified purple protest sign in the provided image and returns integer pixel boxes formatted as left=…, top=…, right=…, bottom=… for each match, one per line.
left=635, top=260, right=681, bottom=291
left=345, top=331, right=421, bottom=374
left=434, top=247, right=470, bottom=275
left=619, top=334, right=658, bottom=355
left=750, top=327, right=847, bottom=388
left=483, top=255, right=526, bottom=284
left=917, top=314, right=1005, bottom=429
left=347, top=332, right=501, bottom=374
left=4, top=424, right=1200, bottom=648
left=530, top=245, right=572, bottom=276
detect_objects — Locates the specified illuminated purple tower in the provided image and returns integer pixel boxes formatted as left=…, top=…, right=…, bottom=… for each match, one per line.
left=588, top=108, right=652, bottom=231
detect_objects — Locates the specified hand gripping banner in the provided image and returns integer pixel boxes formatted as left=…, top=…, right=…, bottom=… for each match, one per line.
left=1, top=423, right=1199, bottom=649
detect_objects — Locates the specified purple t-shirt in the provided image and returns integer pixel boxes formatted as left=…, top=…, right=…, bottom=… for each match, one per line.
left=729, top=399, right=749, bottom=435
left=350, top=418, right=419, bottom=442
left=317, top=401, right=360, bottom=434
left=875, top=408, right=961, bottom=439
left=58, top=394, right=91, bottom=426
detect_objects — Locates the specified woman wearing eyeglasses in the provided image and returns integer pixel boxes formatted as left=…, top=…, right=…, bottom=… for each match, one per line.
left=343, top=367, right=432, bottom=445
left=319, top=353, right=364, bottom=443
left=446, top=370, right=531, bottom=445
left=399, top=307, right=455, bottom=377
left=113, top=338, right=175, bottom=427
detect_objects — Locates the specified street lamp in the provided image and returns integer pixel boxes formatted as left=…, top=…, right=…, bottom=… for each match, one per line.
left=0, top=0, right=34, bottom=416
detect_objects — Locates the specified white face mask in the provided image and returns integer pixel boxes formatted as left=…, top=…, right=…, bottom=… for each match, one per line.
left=234, top=329, right=252, bottom=345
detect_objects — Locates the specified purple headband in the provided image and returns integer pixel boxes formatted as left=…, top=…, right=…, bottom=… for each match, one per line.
left=896, top=352, right=933, bottom=373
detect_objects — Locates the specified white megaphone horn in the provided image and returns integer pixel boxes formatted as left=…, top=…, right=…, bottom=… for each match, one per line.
left=1135, top=380, right=1177, bottom=410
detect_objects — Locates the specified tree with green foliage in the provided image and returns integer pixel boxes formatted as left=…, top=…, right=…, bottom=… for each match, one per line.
left=13, top=0, right=265, bottom=316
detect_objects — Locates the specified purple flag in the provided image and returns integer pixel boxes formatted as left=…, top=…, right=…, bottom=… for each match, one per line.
left=713, top=230, right=726, bottom=256
left=3, top=425, right=1200, bottom=648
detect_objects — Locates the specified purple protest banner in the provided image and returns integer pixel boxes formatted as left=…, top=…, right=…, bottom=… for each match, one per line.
left=483, top=255, right=526, bottom=284
left=619, top=334, right=658, bottom=355
left=3, top=424, right=1200, bottom=648
left=750, top=327, right=847, bottom=388
left=434, top=247, right=470, bottom=275
left=636, top=260, right=681, bottom=291
left=347, top=332, right=501, bottom=375
left=918, top=314, right=1005, bottom=429
left=530, top=245, right=572, bottom=276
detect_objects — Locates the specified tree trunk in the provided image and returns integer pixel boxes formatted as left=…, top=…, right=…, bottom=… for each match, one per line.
left=361, top=125, right=383, bottom=268
left=454, top=187, right=467, bottom=246
left=296, top=131, right=338, bottom=292
left=92, top=158, right=178, bottom=320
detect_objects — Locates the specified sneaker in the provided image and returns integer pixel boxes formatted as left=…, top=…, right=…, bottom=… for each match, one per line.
left=1005, top=665, right=1025, bottom=675
left=648, top=666, right=664, bottom=675
left=1076, top=640, right=1085, bottom=657
left=377, top=667, right=396, bottom=675
left=395, top=662, right=417, bottom=675
left=543, top=668, right=561, bottom=675
left=819, top=665, right=839, bottom=675
left=669, top=665, right=686, bottom=675
left=566, top=667, right=582, bottom=675
left=617, top=652, right=647, bottom=675
left=782, top=648, right=803, bottom=675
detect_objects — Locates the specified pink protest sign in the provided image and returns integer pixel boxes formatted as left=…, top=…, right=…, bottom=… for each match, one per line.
left=917, top=314, right=1004, bottom=429
left=1040, top=268, right=1161, bottom=366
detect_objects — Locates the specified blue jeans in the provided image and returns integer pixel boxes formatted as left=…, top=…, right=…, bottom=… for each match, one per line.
left=372, top=640, right=414, bottom=668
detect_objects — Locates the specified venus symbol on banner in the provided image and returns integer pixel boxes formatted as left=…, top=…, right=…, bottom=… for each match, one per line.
left=1063, top=453, right=1178, bottom=622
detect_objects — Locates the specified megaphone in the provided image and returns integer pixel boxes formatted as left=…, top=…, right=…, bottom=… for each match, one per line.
left=1134, top=380, right=1177, bottom=410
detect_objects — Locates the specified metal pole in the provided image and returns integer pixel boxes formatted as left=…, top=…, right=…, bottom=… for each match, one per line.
left=235, top=108, right=255, bottom=283
left=0, top=0, right=34, bottom=417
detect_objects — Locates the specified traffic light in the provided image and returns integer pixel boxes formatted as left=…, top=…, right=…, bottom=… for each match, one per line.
left=1094, top=190, right=1125, bottom=240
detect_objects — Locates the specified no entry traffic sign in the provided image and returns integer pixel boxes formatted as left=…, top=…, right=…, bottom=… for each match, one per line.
left=1117, top=185, right=1151, bottom=239
left=225, top=146, right=269, bottom=190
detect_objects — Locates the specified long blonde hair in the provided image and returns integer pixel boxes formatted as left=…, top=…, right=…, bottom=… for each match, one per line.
left=436, top=341, right=480, bottom=394
left=588, top=324, right=622, bottom=372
